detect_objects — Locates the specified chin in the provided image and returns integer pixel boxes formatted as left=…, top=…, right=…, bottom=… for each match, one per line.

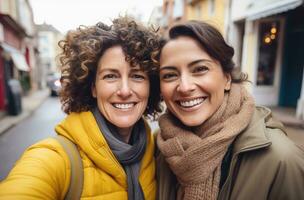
left=170, top=107, right=210, bottom=127
left=181, top=120, right=202, bottom=127
left=113, top=117, right=139, bottom=128
left=175, top=115, right=207, bottom=127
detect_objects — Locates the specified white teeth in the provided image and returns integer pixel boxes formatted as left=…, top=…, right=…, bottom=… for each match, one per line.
left=179, top=98, right=204, bottom=107
left=113, top=103, right=134, bottom=109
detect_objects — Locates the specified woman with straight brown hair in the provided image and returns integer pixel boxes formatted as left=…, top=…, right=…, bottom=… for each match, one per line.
left=156, top=21, right=304, bottom=200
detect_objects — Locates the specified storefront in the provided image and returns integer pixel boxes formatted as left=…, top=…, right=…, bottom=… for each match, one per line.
left=0, top=14, right=28, bottom=113
left=230, top=0, right=304, bottom=119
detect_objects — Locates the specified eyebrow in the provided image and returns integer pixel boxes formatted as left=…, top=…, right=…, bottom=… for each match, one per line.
left=98, top=68, right=119, bottom=74
left=159, top=66, right=176, bottom=71
left=160, top=59, right=213, bottom=71
left=98, top=67, right=145, bottom=75
left=188, top=59, right=213, bottom=66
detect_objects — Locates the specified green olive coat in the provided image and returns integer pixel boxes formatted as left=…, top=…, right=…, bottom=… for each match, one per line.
left=156, top=106, right=304, bottom=200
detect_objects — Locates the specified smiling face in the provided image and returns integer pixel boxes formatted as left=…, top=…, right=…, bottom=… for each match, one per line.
left=159, top=36, right=231, bottom=126
left=92, top=45, right=149, bottom=136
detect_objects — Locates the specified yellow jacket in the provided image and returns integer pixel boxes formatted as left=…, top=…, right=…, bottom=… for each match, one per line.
left=0, top=111, right=156, bottom=200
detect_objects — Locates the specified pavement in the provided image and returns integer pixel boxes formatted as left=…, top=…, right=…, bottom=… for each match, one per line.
left=0, top=89, right=50, bottom=135
left=270, top=106, right=304, bottom=128
left=270, top=106, right=304, bottom=149
left=0, top=89, right=303, bottom=147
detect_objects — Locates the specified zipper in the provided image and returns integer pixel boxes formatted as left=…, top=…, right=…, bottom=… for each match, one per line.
left=102, top=146, right=126, bottom=175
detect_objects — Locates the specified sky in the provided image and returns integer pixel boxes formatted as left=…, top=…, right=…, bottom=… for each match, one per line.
left=29, top=0, right=163, bottom=34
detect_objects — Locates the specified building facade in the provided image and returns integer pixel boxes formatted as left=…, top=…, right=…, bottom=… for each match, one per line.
left=160, top=0, right=187, bottom=34
left=36, top=23, right=62, bottom=88
left=0, top=0, right=37, bottom=114
left=186, top=0, right=229, bottom=35
left=229, top=0, right=304, bottom=119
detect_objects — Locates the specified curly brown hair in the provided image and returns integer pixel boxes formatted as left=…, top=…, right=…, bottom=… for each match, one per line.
left=58, top=16, right=162, bottom=119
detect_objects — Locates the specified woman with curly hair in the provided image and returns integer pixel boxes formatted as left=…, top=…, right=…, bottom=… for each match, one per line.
left=0, top=16, right=162, bottom=200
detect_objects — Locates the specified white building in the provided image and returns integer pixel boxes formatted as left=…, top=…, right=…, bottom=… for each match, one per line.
left=36, top=23, right=63, bottom=88
left=228, top=0, right=304, bottom=120
left=148, top=6, right=163, bottom=28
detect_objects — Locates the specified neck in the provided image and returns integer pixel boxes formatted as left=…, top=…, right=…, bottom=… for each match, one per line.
left=117, top=127, right=133, bottom=143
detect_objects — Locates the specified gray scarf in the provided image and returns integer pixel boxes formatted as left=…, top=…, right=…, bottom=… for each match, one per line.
left=92, top=107, right=146, bottom=200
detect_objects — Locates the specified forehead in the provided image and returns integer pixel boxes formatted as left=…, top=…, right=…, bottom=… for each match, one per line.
left=98, top=45, right=125, bottom=66
left=97, top=45, right=141, bottom=71
left=160, top=36, right=211, bottom=65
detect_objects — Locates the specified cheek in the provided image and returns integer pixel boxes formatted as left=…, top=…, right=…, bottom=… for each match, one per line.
left=160, top=83, right=174, bottom=101
left=206, top=80, right=226, bottom=101
left=137, top=82, right=150, bottom=100
left=95, top=82, right=112, bottom=99
left=96, top=91, right=109, bottom=103
left=200, top=75, right=226, bottom=92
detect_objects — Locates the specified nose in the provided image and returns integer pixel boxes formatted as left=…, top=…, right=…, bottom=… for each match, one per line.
left=177, top=75, right=195, bottom=94
left=117, top=79, right=133, bottom=98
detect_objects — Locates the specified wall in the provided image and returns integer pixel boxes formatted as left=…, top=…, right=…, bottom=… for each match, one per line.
left=186, top=0, right=226, bottom=34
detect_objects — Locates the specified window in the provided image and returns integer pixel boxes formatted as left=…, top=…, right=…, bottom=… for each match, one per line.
left=257, top=21, right=280, bottom=86
left=173, top=0, right=184, bottom=18
left=194, top=3, right=201, bottom=19
left=208, top=0, right=215, bottom=16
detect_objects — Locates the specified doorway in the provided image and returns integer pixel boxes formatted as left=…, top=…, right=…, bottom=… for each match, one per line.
left=253, top=17, right=284, bottom=106
left=279, top=6, right=304, bottom=107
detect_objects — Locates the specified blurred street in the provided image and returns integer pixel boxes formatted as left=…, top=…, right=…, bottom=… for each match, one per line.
left=0, top=97, right=65, bottom=180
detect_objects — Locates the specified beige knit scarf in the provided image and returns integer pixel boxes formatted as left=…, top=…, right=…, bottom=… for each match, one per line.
left=157, top=84, right=255, bottom=200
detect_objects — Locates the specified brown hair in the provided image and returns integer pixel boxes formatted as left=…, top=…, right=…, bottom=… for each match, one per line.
left=160, top=20, right=248, bottom=83
left=58, top=16, right=162, bottom=119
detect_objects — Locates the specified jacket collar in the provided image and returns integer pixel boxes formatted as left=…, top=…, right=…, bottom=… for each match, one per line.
left=232, top=106, right=285, bottom=154
left=56, top=111, right=155, bottom=187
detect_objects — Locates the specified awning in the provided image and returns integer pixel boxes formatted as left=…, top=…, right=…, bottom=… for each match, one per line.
left=247, top=0, right=303, bottom=20
left=1, top=43, right=30, bottom=72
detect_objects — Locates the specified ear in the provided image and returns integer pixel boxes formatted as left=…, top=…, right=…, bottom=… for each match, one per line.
left=224, top=74, right=232, bottom=91
left=91, top=83, right=97, bottom=98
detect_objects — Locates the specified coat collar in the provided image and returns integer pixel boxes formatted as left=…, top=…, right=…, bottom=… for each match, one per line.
left=232, top=106, right=285, bottom=154
left=55, top=111, right=155, bottom=187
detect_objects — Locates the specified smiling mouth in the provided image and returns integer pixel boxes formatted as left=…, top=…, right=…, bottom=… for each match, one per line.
left=112, top=103, right=136, bottom=109
left=177, top=97, right=206, bottom=108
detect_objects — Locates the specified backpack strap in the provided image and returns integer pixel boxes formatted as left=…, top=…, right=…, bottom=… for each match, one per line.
left=54, top=135, right=84, bottom=200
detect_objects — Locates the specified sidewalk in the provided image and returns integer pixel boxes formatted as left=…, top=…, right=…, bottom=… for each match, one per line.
left=0, top=89, right=50, bottom=135
left=270, top=106, right=304, bottom=128
left=267, top=106, right=304, bottom=148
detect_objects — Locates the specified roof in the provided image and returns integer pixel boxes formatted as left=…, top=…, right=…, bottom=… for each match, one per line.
left=36, top=23, right=61, bottom=34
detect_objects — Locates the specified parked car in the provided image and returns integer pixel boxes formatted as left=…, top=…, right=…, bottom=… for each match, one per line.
left=47, top=73, right=61, bottom=96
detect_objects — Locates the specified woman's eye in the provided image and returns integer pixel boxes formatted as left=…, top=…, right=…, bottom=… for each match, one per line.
left=193, top=66, right=208, bottom=73
left=161, top=73, right=177, bottom=80
left=132, top=74, right=146, bottom=80
left=103, top=74, right=117, bottom=80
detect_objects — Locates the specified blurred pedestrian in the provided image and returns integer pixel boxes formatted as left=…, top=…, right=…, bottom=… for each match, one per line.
left=156, top=21, right=304, bottom=200
left=0, top=16, right=162, bottom=200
